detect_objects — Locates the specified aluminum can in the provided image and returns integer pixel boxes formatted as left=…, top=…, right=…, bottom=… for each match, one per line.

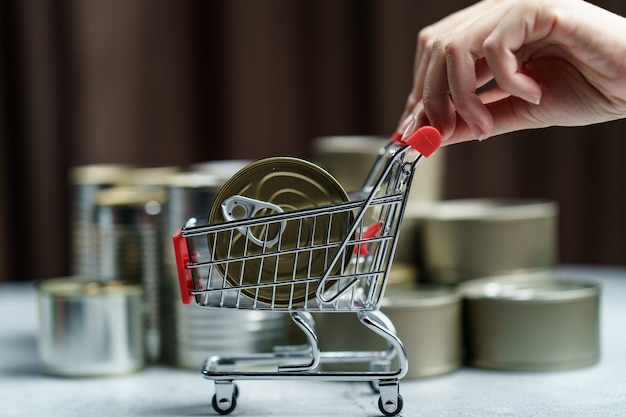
left=95, top=185, right=167, bottom=362
left=419, top=199, right=557, bottom=284
left=36, top=278, right=144, bottom=376
left=208, top=157, right=351, bottom=306
left=69, top=164, right=133, bottom=277
left=463, top=279, right=600, bottom=371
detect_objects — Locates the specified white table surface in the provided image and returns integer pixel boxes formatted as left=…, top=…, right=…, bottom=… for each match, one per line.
left=1, top=265, right=625, bottom=417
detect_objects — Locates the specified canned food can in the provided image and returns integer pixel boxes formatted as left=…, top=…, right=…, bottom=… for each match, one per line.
left=36, top=278, right=144, bottom=376
left=69, top=164, right=133, bottom=277
left=95, top=185, right=167, bottom=362
left=463, top=280, right=600, bottom=371
left=208, top=157, right=351, bottom=306
left=419, top=199, right=557, bottom=284
left=315, top=284, right=461, bottom=378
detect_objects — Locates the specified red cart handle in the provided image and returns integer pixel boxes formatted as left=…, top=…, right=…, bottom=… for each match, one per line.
left=173, top=229, right=193, bottom=304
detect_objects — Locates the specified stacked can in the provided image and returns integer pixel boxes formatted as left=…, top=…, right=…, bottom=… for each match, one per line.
left=418, top=199, right=558, bottom=284
left=94, top=185, right=167, bottom=362
left=161, top=171, right=288, bottom=369
left=415, top=198, right=600, bottom=371
left=460, top=278, right=600, bottom=371
left=70, top=164, right=133, bottom=277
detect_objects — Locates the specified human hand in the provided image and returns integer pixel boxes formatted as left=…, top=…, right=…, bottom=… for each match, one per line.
left=399, top=0, right=626, bottom=144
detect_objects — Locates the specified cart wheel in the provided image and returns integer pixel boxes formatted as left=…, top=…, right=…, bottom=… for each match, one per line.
left=378, top=394, right=403, bottom=416
left=212, top=393, right=237, bottom=415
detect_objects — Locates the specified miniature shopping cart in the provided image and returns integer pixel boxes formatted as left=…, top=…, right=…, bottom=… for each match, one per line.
left=173, top=126, right=441, bottom=416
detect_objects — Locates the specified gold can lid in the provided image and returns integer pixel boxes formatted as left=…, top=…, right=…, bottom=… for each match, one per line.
left=208, top=157, right=351, bottom=306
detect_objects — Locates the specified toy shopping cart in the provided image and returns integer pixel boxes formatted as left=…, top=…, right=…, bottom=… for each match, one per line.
left=173, top=126, right=441, bottom=416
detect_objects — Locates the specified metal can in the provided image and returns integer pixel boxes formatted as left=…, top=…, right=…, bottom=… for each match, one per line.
left=208, top=157, right=352, bottom=306
left=95, top=185, right=167, bottom=362
left=463, top=280, right=600, bottom=371
left=69, top=164, right=133, bottom=277
left=419, top=199, right=557, bottom=284
left=36, top=278, right=144, bottom=376
left=315, top=284, right=461, bottom=378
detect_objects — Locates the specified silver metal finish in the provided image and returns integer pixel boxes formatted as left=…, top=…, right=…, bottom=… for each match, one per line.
left=173, top=140, right=429, bottom=416
left=95, top=185, right=166, bottom=362
left=36, top=278, right=144, bottom=376
left=69, top=164, right=132, bottom=278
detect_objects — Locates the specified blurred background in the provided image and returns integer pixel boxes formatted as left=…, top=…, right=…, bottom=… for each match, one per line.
left=0, top=0, right=624, bottom=282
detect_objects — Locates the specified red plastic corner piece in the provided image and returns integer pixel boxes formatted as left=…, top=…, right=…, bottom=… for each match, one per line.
left=404, top=126, right=441, bottom=157
left=173, top=229, right=193, bottom=304
left=390, top=131, right=403, bottom=144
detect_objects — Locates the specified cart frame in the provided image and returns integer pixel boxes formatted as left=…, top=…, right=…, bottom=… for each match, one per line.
left=173, top=127, right=441, bottom=416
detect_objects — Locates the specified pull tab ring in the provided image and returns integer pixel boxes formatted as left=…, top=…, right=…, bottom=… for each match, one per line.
left=221, top=195, right=286, bottom=247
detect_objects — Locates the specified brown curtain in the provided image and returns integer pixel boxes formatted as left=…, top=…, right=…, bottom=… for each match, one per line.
left=1, top=0, right=624, bottom=281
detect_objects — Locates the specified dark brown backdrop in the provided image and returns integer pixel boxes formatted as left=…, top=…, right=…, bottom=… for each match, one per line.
left=1, top=0, right=624, bottom=281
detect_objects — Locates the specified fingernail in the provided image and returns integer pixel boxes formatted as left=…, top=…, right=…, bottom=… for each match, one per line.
left=523, top=93, right=541, bottom=105
left=467, top=121, right=486, bottom=141
left=401, top=114, right=418, bottom=140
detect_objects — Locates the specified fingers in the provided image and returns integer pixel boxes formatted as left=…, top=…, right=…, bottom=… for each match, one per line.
left=404, top=0, right=556, bottom=142
left=398, top=0, right=503, bottom=132
left=482, top=3, right=552, bottom=105
left=421, top=6, right=511, bottom=141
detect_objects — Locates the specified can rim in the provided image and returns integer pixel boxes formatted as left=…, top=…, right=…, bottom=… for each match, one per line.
left=418, top=198, right=557, bottom=221
left=36, top=278, right=143, bottom=297
left=96, top=185, right=167, bottom=206
left=382, top=285, right=460, bottom=308
left=70, top=164, right=133, bottom=185
left=463, top=280, right=599, bottom=302
left=312, top=135, right=387, bottom=153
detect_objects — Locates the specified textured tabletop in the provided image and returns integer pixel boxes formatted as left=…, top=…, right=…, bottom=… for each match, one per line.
left=1, top=266, right=625, bottom=417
